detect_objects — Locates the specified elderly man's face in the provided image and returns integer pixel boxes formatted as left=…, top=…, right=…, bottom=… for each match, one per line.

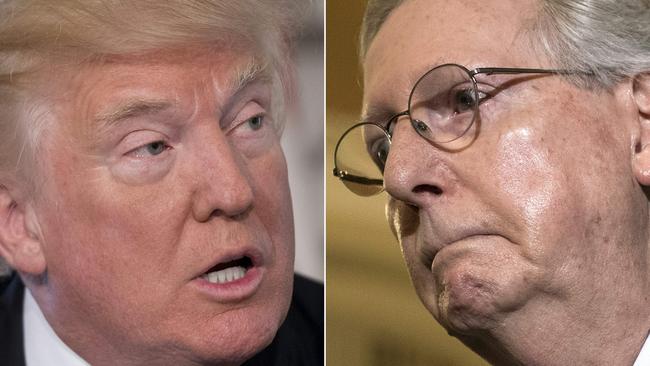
left=28, top=47, right=294, bottom=364
left=365, top=0, right=648, bottom=339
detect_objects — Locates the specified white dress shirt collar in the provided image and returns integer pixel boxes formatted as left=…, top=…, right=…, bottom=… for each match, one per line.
left=23, top=289, right=89, bottom=366
left=634, top=331, right=650, bottom=366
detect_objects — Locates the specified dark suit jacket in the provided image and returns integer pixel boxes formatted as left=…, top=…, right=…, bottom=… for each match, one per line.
left=0, top=273, right=323, bottom=366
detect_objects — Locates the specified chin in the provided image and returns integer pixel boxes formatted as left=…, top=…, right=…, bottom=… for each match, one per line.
left=160, top=298, right=290, bottom=365
left=419, top=253, right=536, bottom=336
left=432, top=268, right=502, bottom=334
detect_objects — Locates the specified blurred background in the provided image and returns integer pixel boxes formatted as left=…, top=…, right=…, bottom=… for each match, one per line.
left=326, top=1, right=487, bottom=364
left=283, top=0, right=324, bottom=282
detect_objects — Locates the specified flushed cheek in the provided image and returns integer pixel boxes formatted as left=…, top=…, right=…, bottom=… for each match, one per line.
left=38, top=161, right=188, bottom=293
left=250, top=148, right=294, bottom=260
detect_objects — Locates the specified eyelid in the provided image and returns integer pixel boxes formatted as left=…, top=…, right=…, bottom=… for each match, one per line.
left=220, top=82, right=271, bottom=127
left=117, top=129, right=171, bottom=157
left=126, top=140, right=171, bottom=158
left=225, top=101, right=268, bottom=134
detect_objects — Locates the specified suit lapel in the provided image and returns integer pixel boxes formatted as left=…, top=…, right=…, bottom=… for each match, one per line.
left=0, top=273, right=26, bottom=366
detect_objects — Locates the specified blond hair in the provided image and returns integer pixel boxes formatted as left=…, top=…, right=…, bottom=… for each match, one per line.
left=0, top=0, right=305, bottom=183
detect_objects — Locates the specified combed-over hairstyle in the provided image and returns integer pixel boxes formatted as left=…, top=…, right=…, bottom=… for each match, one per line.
left=0, top=0, right=305, bottom=183
left=360, top=0, right=650, bottom=87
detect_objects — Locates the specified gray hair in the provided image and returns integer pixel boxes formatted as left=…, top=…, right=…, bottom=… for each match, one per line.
left=360, top=0, right=650, bottom=88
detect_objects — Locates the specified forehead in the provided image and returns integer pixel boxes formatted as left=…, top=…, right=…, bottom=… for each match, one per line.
left=48, top=46, right=266, bottom=140
left=363, top=0, right=542, bottom=109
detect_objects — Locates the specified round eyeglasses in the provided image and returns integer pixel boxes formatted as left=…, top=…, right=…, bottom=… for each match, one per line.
left=332, top=63, right=587, bottom=196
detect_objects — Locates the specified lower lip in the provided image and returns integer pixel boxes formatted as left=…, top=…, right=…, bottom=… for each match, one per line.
left=430, top=235, right=499, bottom=269
left=192, top=266, right=265, bottom=303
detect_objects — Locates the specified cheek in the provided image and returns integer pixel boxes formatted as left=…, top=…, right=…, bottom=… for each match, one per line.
left=38, top=167, right=188, bottom=287
left=249, top=146, right=294, bottom=269
left=494, top=122, right=598, bottom=271
left=491, top=101, right=633, bottom=282
left=387, top=199, right=434, bottom=303
left=495, top=127, right=566, bottom=237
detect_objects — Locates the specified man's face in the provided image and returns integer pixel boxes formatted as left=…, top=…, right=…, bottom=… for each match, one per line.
left=29, top=47, right=294, bottom=364
left=365, top=0, right=648, bottom=339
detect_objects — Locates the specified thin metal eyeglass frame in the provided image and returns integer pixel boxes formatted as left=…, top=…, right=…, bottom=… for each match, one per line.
left=333, top=63, right=590, bottom=192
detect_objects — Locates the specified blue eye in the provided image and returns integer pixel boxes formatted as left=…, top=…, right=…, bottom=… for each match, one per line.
left=248, top=115, right=264, bottom=130
left=145, top=141, right=167, bottom=155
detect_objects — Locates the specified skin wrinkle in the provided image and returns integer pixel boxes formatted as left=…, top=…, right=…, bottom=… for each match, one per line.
left=18, top=46, right=294, bottom=366
left=367, top=0, right=650, bottom=365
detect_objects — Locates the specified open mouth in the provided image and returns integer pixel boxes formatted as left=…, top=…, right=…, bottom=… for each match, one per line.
left=200, top=256, right=254, bottom=285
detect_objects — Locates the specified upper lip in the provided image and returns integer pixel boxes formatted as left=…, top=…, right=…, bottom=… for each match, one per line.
left=195, top=245, right=264, bottom=279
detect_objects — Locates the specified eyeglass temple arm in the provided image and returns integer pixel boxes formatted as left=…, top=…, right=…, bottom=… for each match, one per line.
left=472, top=67, right=593, bottom=76
left=332, top=169, right=383, bottom=186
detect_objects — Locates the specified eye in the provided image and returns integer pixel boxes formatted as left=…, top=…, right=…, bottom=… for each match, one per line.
left=247, top=115, right=264, bottom=131
left=367, top=136, right=390, bottom=172
left=128, top=140, right=170, bottom=158
left=452, top=88, right=489, bottom=113
left=453, top=88, right=477, bottom=112
left=374, top=138, right=390, bottom=171
left=227, top=103, right=276, bottom=157
left=225, top=100, right=271, bottom=136
left=230, top=113, right=270, bottom=136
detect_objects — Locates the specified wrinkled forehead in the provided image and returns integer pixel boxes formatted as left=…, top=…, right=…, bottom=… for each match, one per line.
left=363, top=0, right=541, bottom=111
left=43, top=46, right=272, bottom=140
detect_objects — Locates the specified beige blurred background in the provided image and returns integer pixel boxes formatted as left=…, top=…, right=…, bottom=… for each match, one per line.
left=326, top=1, right=488, bottom=364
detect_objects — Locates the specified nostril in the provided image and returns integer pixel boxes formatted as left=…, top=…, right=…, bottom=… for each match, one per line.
left=413, top=184, right=442, bottom=195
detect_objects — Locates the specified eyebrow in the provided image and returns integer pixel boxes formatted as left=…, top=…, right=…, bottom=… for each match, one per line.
left=229, top=61, right=272, bottom=95
left=93, top=61, right=272, bottom=133
left=94, top=99, right=173, bottom=131
left=218, top=61, right=273, bottom=118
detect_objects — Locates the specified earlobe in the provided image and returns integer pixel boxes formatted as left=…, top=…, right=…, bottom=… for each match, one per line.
left=631, top=73, right=650, bottom=186
left=0, top=185, right=46, bottom=275
left=633, top=146, right=650, bottom=185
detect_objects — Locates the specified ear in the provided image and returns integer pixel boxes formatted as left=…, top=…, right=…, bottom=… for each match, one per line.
left=0, top=185, right=46, bottom=275
left=631, top=73, right=650, bottom=185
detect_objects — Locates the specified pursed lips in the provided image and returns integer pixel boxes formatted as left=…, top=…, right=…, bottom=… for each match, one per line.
left=419, top=229, right=502, bottom=270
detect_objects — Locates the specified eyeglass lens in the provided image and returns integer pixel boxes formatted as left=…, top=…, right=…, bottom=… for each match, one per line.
left=334, top=64, right=479, bottom=195
left=408, top=64, right=479, bottom=144
left=333, top=122, right=390, bottom=196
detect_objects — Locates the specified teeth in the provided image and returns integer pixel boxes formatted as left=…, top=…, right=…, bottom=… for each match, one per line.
left=202, top=266, right=247, bottom=284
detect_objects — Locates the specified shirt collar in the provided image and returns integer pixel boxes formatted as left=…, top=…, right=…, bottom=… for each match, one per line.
left=633, top=331, right=650, bottom=366
left=23, top=288, right=89, bottom=366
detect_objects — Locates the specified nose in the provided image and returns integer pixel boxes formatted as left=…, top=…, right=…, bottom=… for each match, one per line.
left=190, top=126, right=254, bottom=222
left=383, top=118, right=454, bottom=208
